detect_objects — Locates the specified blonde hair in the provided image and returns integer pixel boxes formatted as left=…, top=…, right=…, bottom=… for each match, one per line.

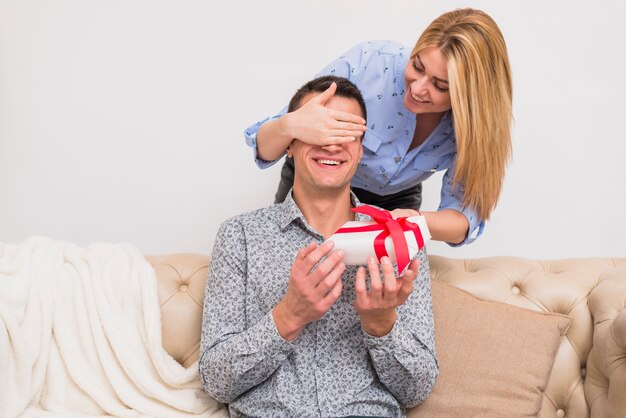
left=412, top=8, right=513, bottom=221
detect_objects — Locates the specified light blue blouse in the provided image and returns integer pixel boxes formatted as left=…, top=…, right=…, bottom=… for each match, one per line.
left=244, top=40, right=483, bottom=245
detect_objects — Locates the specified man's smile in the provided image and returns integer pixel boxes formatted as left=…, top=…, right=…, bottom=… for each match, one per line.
left=314, top=157, right=345, bottom=167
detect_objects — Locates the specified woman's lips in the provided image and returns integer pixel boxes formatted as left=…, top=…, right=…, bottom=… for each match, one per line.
left=410, top=92, right=429, bottom=104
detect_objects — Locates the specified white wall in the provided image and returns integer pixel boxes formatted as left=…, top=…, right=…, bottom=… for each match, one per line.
left=1, top=0, right=624, bottom=259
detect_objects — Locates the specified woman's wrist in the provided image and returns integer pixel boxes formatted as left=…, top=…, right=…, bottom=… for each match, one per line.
left=278, top=111, right=296, bottom=141
left=257, top=116, right=295, bottom=161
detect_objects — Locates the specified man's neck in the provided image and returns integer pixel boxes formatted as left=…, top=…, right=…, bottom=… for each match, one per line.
left=291, top=185, right=355, bottom=239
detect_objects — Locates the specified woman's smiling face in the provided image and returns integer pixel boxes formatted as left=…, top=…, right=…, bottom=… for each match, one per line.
left=403, top=46, right=452, bottom=114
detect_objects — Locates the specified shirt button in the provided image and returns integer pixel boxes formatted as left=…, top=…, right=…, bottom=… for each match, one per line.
left=394, top=156, right=401, bottom=163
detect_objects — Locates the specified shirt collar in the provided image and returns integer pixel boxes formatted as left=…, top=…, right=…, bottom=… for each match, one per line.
left=277, top=189, right=305, bottom=231
left=277, top=189, right=369, bottom=231
left=440, top=110, right=454, bottom=137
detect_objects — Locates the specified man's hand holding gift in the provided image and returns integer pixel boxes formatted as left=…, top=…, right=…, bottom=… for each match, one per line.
left=354, top=256, right=420, bottom=337
left=272, top=241, right=346, bottom=342
left=275, top=205, right=429, bottom=341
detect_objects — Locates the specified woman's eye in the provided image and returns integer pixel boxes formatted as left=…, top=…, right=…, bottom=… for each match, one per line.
left=412, top=62, right=424, bottom=73
left=434, top=83, right=449, bottom=93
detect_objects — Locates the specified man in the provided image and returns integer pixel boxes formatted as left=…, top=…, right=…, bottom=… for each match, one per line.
left=199, top=76, right=438, bottom=417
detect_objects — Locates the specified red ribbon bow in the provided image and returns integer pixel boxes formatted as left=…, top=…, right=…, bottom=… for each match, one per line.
left=335, top=205, right=424, bottom=274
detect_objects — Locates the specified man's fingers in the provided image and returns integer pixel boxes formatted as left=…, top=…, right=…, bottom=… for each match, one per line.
left=367, top=256, right=383, bottom=303
left=401, top=259, right=420, bottom=279
left=292, top=241, right=332, bottom=277
left=295, top=242, right=317, bottom=261
left=380, top=257, right=397, bottom=295
left=315, top=260, right=345, bottom=297
left=311, top=249, right=344, bottom=285
left=311, top=82, right=337, bottom=105
left=400, top=274, right=415, bottom=298
left=398, top=259, right=419, bottom=299
left=354, top=266, right=368, bottom=303
left=320, top=279, right=343, bottom=311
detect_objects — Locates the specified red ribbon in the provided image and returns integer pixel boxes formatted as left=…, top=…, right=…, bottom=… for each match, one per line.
left=335, top=205, right=424, bottom=274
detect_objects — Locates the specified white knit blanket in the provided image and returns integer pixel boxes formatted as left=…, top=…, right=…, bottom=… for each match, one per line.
left=0, top=237, right=228, bottom=418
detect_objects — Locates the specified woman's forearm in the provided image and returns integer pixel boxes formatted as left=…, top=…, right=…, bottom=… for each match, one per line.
left=256, top=115, right=294, bottom=162
left=421, top=209, right=469, bottom=245
left=390, top=208, right=470, bottom=244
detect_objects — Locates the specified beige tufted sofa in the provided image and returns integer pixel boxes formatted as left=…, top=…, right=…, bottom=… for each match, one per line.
left=147, top=254, right=626, bottom=418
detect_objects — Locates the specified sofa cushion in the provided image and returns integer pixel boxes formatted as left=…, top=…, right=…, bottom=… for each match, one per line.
left=408, top=280, right=572, bottom=418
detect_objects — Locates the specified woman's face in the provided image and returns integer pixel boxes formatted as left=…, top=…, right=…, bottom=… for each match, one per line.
left=403, top=46, right=452, bottom=114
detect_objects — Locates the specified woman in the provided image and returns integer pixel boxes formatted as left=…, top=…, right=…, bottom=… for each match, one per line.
left=244, top=8, right=512, bottom=246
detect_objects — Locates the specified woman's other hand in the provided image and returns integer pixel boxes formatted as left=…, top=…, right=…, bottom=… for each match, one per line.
left=389, top=208, right=421, bottom=219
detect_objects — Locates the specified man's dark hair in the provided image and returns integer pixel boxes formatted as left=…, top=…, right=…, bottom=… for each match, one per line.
left=287, top=75, right=367, bottom=121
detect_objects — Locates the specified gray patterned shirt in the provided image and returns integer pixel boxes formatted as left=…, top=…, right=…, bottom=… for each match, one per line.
left=199, top=192, right=438, bottom=417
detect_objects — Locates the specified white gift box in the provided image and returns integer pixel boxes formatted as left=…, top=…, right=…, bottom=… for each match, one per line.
left=326, top=214, right=431, bottom=274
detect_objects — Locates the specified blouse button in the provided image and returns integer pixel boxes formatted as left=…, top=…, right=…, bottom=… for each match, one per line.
left=394, top=156, right=401, bottom=163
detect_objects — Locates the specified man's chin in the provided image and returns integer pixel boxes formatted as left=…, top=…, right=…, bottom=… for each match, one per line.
left=310, top=180, right=351, bottom=194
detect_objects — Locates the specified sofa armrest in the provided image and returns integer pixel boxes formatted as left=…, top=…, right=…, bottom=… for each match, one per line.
left=585, top=266, right=626, bottom=418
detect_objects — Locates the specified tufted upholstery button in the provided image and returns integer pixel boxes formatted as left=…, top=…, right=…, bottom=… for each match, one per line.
left=180, top=284, right=188, bottom=292
left=581, top=366, right=586, bottom=377
left=511, top=285, right=520, bottom=295
left=556, top=409, right=565, bottom=418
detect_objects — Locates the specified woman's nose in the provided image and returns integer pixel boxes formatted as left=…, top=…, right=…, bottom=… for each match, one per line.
left=410, top=77, right=429, bottom=94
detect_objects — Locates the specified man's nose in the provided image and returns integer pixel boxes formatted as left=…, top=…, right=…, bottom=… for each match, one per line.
left=321, top=143, right=343, bottom=153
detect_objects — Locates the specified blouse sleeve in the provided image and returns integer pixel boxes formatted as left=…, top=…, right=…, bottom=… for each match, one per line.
left=438, top=164, right=485, bottom=246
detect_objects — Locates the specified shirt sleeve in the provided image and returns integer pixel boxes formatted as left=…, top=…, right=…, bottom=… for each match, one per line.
left=362, top=248, right=439, bottom=407
left=244, top=112, right=287, bottom=169
left=314, top=41, right=372, bottom=81
left=198, top=220, right=293, bottom=404
left=438, top=164, right=485, bottom=246
left=243, top=41, right=374, bottom=169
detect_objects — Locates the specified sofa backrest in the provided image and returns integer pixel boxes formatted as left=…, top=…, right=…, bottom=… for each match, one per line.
left=148, top=254, right=626, bottom=418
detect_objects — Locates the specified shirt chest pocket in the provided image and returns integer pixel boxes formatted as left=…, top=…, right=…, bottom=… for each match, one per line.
left=357, top=130, right=409, bottom=187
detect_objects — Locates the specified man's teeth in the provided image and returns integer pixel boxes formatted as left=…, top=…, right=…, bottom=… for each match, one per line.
left=318, top=159, right=341, bottom=166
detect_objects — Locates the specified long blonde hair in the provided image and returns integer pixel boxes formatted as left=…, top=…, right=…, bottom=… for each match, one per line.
left=412, top=8, right=513, bottom=221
